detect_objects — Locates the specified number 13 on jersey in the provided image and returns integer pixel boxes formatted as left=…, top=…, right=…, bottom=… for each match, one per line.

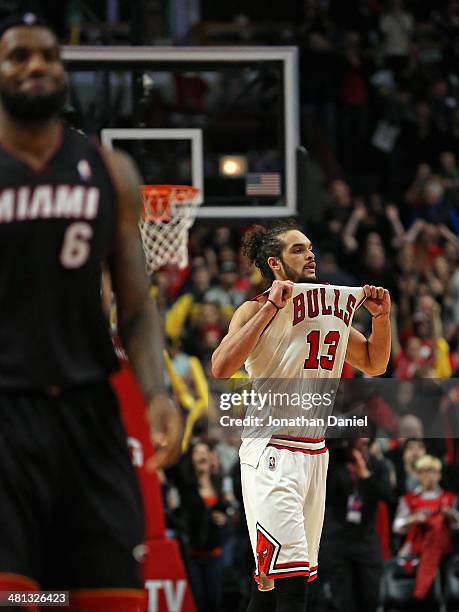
left=304, top=330, right=340, bottom=371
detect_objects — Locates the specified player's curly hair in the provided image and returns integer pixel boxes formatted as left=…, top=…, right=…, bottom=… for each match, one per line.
left=241, top=219, right=301, bottom=282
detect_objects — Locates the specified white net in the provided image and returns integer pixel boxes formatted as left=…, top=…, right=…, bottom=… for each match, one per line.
left=139, top=185, right=201, bottom=272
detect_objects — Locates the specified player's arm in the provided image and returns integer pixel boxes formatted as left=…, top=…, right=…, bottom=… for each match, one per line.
left=105, top=149, right=182, bottom=468
left=212, top=280, right=294, bottom=378
left=345, top=285, right=391, bottom=376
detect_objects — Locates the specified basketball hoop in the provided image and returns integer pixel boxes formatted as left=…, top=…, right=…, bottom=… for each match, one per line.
left=139, top=184, right=201, bottom=272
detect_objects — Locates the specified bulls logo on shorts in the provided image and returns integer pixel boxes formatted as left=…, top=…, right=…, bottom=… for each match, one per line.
left=256, top=528, right=277, bottom=577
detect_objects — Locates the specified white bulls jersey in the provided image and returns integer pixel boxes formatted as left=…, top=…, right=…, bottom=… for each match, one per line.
left=240, top=284, right=365, bottom=467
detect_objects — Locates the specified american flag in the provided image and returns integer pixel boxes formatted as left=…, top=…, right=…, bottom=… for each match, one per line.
left=246, top=173, right=281, bottom=196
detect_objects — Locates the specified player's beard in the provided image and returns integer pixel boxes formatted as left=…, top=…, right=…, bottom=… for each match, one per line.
left=280, top=258, right=316, bottom=283
left=0, top=82, right=68, bottom=123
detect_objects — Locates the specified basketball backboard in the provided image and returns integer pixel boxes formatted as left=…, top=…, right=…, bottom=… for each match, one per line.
left=63, top=46, right=300, bottom=218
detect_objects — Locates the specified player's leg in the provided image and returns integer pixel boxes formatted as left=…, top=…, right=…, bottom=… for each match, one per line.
left=275, top=576, right=308, bottom=612
left=246, top=579, right=310, bottom=612
left=241, top=459, right=276, bottom=612
left=303, top=450, right=329, bottom=583
left=272, top=445, right=324, bottom=612
left=43, top=383, right=147, bottom=611
left=241, top=447, right=309, bottom=612
left=0, top=392, right=59, bottom=612
left=246, top=580, right=276, bottom=612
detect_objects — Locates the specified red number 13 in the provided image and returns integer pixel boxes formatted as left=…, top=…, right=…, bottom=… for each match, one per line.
left=304, top=330, right=340, bottom=371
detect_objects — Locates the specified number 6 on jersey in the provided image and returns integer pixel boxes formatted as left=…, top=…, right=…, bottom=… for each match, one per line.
left=60, top=222, right=93, bottom=268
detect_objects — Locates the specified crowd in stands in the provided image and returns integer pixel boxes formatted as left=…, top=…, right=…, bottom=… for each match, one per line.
left=149, top=2, right=459, bottom=610
left=156, top=209, right=459, bottom=610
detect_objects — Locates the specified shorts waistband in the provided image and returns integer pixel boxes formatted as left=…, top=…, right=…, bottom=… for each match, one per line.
left=267, top=436, right=327, bottom=453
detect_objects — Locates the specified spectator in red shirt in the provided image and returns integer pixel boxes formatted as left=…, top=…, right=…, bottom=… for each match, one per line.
left=393, top=336, right=431, bottom=379
left=393, top=455, right=459, bottom=599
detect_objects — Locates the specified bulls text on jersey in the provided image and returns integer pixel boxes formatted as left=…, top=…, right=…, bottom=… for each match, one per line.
left=292, top=288, right=357, bottom=327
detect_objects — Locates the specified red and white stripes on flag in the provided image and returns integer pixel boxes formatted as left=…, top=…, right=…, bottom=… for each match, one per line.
left=246, top=172, right=281, bottom=196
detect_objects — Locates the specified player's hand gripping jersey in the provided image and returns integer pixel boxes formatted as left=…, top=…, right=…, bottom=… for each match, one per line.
left=240, top=284, right=365, bottom=468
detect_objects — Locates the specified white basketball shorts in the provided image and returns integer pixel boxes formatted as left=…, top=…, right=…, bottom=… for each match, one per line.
left=241, top=436, right=329, bottom=584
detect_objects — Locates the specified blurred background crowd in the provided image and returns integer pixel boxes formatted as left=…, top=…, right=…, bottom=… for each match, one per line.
left=12, top=0, right=459, bottom=609
left=153, top=2, right=459, bottom=610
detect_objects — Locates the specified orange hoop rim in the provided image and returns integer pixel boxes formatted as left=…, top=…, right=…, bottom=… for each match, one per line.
left=139, top=184, right=200, bottom=222
left=140, top=184, right=200, bottom=200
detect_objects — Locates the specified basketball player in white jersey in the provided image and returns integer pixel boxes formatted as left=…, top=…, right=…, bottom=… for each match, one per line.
left=212, top=220, right=391, bottom=612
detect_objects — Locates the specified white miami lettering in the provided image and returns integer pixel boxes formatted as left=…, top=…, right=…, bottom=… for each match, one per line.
left=0, top=185, right=100, bottom=223
left=0, top=189, right=14, bottom=222
left=83, top=187, right=99, bottom=218
left=17, top=187, right=30, bottom=220
left=28, top=185, right=53, bottom=219
left=54, top=185, right=85, bottom=217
